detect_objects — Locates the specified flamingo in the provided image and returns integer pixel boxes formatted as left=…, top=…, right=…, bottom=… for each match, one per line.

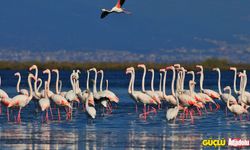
left=230, top=67, right=240, bottom=95
left=163, top=66, right=178, bottom=106
left=101, top=0, right=131, bottom=19
left=0, top=76, right=10, bottom=117
left=126, top=67, right=157, bottom=119
left=213, top=68, right=237, bottom=105
left=238, top=72, right=250, bottom=107
left=98, top=70, right=119, bottom=104
left=137, top=64, right=161, bottom=106
left=64, top=71, right=79, bottom=105
left=224, top=86, right=248, bottom=120
left=77, top=70, right=95, bottom=110
left=148, top=69, right=164, bottom=101
left=38, top=81, right=50, bottom=122
left=14, top=72, right=29, bottom=96
left=196, top=65, right=221, bottom=99
left=196, top=65, right=220, bottom=111
left=85, top=90, right=96, bottom=119
left=166, top=91, right=180, bottom=121
left=8, top=73, right=36, bottom=123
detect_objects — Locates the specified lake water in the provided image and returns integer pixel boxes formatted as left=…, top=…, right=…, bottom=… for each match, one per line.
left=0, top=70, right=249, bottom=149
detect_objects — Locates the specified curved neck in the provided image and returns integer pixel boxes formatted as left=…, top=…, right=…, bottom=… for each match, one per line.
left=47, top=71, right=51, bottom=90
left=128, top=73, right=133, bottom=93
left=16, top=74, right=21, bottom=93
left=59, top=80, right=62, bottom=93
left=55, top=71, right=59, bottom=94
left=199, top=70, right=204, bottom=91
left=181, top=71, right=185, bottom=90
left=226, top=88, right=232, bottom=109
left=93, top=70, right=97, bottom=93
left=28, top=76, right=33, bottom=100
left=162, top=71, right=167, bottom=96
left=141, top=67, right=146, bottom=92
left=100, top=72, right=104, bottom=91
left=150, top=70, right=155, bottom=91
left=191, top=72, right=195, bottom=82
left=106, top=80, right=108, bottom=90
left=132, top=70, right=136, bottom=94
left=159, top=73, right=162, bottom=92
left=37, top=79, right=42, bottom=92
left=217, top=69, right=222, bottom=95
left=70, top=73, right=75, bottom=91
left=86, top=71, right=90, bottom=90
left=171, top=69, right=176, bottom=96
left=233, top=70, right=239, bottom=94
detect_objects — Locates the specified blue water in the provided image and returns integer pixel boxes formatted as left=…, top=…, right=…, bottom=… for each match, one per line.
left=0, top=70, right=249, bottom=149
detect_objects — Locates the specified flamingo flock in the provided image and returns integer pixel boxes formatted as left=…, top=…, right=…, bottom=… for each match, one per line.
left=0, top=65, right=119, bottom=123
left=126, top=64, right=249, bottom=123
left=0, top=64, right=249, bottom=124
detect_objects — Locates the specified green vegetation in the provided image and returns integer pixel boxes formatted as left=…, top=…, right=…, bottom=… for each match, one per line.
left=0, top=59, right=249, bottom=71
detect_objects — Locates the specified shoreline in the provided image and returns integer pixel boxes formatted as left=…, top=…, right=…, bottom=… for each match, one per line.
left=0, top=59, right=249, bottom=71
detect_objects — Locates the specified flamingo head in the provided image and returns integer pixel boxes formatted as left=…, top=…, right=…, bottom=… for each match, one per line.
left=223, top=86, right=231, bottom=92
left=174, top=64, right=181, bottom=69
left=28, top=73, right=37, bottom=81
left=196, top=71, right=201, bottom=75
left=148, top=69, right=154, bottom=72
left=196, top=65, right=203, bottom=69
left=97, top=70, right=104, bottom=74
left=137, top=64, right=145, bottom=68
left=29, top=65, right=37, bottom=71
left=126, top=70, right=132, bottom=74
left=212, top=68, right=219, bottom=71
left=238, top=72, right=245, bottom=77
left=166, top=66, right=174, bottom=70
left=187, top=71, right=194, bottom=74
left=189, top=80, right=196, bottom=86
left=88, top=68, right=97, bottom=72
left=76, top=69, right=81, bottom=74
left=52, top=69, right=59, bottom=73
left=43, top=69, right=50, bottom=74
left=229, top=67, right=236, bottom=71
left=159, top=68, right=165, bottom=72
left=14, top=72, right=20, bottom=77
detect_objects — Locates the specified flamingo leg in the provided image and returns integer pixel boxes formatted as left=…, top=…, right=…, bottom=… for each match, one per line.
left=50, top=107, right=53, bottom=120
left=196, top=107, right=202, bottom=116
left=209, top=103, right=213, bottom=111
left=190, top=111, right=194, bottom=124
left=82, top=104, right=86, bottom=112
left=204, top=106, right=207, bottom=114
left=7, top=108, right=10, bottom=122
left=17, top=107, right=22, bottom=123
left=57, top=108, right=61, bottom=121
left=46, top=109, right=49, bottom=122
left=234, top=114, right=237, bottom=120
left=225, top=107, right=228, bottom=116
left=0, top=103, right=2, bottom=115
left=240, top=115, right=242, bottom=121
left=135, top=103, right=138, bottom=113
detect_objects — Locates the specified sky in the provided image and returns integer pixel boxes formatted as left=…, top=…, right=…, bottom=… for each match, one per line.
left=0, top=0, right=250, bottom=58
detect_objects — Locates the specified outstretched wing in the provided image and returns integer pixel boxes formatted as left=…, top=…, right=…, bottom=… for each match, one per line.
left=120, top=0, right=126, bottom=6
left=101, top=10, right=110, bottom=19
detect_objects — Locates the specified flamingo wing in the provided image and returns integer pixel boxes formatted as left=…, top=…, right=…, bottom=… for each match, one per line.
left=101, top=10, right=110, bottom=19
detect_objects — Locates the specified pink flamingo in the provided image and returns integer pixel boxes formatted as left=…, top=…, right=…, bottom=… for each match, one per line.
left=126, top=67, right=156, bottom=119
left=14, top=72, right=29, bottom=96
left=101, top=0, right=131, bottom=19
left=8, top=73, right=36, bottom=123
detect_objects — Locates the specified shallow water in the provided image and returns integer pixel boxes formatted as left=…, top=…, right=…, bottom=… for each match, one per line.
left=0, top=70, right=249, bottom=149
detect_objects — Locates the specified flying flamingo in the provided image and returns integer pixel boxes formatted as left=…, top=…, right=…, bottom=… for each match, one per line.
left=101, top=0, right=131, bottom=19
left=8, top=73, right=36, bottom=123
left=85, top=90, right=96, bottom=119
left=14, top=72, right=29, bottom=96
left=126, top=67, right=156, bottom=119
left=224, top=86, right=248, bottom=120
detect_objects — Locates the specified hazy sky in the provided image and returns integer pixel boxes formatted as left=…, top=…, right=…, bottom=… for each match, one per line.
left=0, top=0, right=250, bottom=52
